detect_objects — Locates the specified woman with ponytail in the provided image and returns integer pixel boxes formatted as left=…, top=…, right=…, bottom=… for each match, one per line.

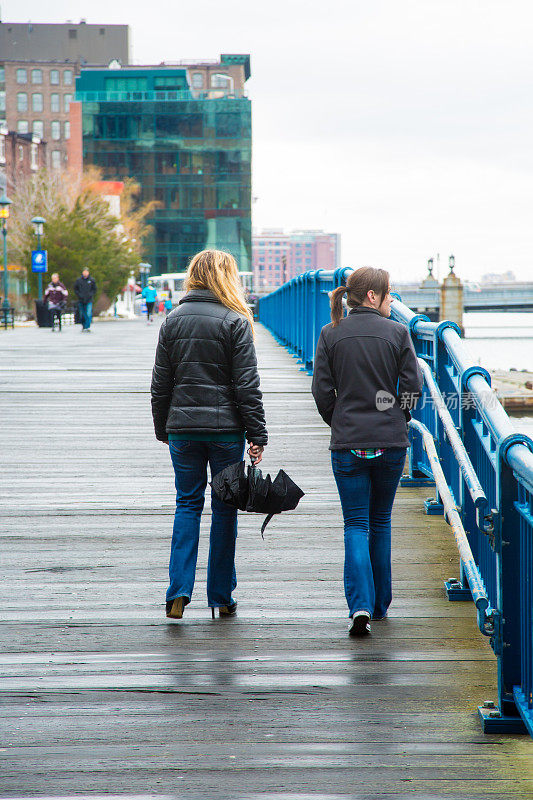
left=151, top=249, right=268, bottom=621
left=312, top=267, right=422, bottom=637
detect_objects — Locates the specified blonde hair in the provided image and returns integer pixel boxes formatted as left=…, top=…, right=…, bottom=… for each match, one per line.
left=185, top=249, right=254, bottom=330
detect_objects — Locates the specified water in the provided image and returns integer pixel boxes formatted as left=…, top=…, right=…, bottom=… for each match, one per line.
left=462, top=312, right=533, bottom=438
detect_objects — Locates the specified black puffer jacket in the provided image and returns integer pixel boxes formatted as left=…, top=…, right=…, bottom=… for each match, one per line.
left=151, top=290, right=268, bottom=445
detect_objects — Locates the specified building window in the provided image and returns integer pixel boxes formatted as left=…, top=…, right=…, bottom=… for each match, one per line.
left=191, top=72, right=203, bottom=89
left=0, top=91, right=5, bottom=112
left=50, top=93, right=60, bottom=112
left=17, top=120, right=29, bottom=133
left=0, top=135, right=5, bottom=163
left=64, top=94, right=73, bottom=113
left=51, top=121, right=61, bottom=140
left=63, top=70, right=73, bottom=86
left=18, top=144, right=24, bottom=162
left=69, top=29, right=77, bottom=39
left=51, top=150, right=61, bottom=169
left=31, top=143, right=38, bottom=170
left=31, top=69, right=43, bottom=84
left=16, top=68, right=27, bottom=84
left=33, top=120, right=44, bottom=138
left=50, top=70, right=59, bottom=85
left=32, top=93, right=43, bottom=112
left=211, top=72, right=232, bottom=90
left=17, top=92, right=28, bottom=112
left=0, top=67, right=5, bottom=84
left=64, top=121, right=70, bottom=139
left=215, top=112, right=240, bottom=138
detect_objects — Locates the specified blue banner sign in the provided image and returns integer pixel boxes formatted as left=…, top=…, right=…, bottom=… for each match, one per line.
left=31, top=250, right=48, bottom=273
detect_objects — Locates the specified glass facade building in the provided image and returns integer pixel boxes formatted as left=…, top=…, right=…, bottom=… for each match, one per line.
left=76, top=58, right=252, bottom=275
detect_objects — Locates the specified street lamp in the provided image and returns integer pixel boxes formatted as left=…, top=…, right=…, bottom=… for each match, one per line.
left=0, top=194, right=13, bottom=319
left=139, top=262, right=151, bottom=289
left=31, top=216, right=46, bottom=300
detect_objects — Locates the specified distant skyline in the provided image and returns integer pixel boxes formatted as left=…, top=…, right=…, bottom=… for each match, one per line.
left=3, top=1, right=533, bottom=281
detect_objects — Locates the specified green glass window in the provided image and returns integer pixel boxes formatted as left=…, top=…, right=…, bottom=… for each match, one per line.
left=155, top=114, right=202, bottom=138
left=216, top=112, right=240, bottom=138
left=105, top=77, right=148, bottom=92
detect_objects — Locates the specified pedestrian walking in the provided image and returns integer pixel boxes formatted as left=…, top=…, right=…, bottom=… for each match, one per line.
left=151, top=249, right=268, bottom=621
left=164, top=297, right=172, bottom=316
left=142, top=280, right=158, bottom=323
left=312, top=268, right=422, bottom=637
left=74, top=268, right=97, bottom=333
left=44, top=273, right=68, bottom=331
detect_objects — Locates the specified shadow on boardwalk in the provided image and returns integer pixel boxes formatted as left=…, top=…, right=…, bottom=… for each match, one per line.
left=0, top=319, right=532, bottom=798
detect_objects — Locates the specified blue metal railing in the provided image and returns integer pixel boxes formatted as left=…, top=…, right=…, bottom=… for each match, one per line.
left=258, top=268, right=533, bottom=736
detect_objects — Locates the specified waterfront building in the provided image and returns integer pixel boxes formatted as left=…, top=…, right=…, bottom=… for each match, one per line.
left=75, top=56, right=252, bottom=275
left=252, top=229, right=340, bottom=290
left=0, top=20, right=129, bottom=169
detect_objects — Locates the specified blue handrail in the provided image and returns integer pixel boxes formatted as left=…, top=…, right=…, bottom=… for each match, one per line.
left=258, top=269, right=533, bottom=737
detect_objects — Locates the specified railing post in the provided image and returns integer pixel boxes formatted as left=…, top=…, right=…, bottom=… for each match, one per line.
left=479, top=435, right=531, bottom=733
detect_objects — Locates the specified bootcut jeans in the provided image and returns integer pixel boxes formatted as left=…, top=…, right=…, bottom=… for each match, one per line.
left=167, top=439, right=245, bottom=609
left=331, top=447, right=407, bottom=619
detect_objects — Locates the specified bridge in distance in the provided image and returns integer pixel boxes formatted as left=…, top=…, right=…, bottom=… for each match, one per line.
left=394, top=281, right=533, bottom=315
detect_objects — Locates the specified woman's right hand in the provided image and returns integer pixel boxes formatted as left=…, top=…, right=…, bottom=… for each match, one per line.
left=248, top=443, right=264, bottom=465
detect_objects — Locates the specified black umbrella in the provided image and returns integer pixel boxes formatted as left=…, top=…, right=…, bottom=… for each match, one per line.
left=211, top=461, right=305, bottom=536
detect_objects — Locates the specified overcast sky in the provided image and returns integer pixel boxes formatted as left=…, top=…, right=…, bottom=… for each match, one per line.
left=3, top=0, right=533, bottom=281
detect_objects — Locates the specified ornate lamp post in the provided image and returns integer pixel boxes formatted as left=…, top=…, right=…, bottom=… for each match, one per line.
left=0, top=194, right=13, bottom=319
left=31, top=216, right=46, bottom=300
left=139, top=262, right=151, bottom=289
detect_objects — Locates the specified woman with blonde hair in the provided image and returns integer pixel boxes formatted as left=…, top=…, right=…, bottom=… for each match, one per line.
left=151, top=249, right=268, bottom=621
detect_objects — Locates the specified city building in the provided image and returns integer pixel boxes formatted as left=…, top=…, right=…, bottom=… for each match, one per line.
left=74, top=56, right=252, bottom=275
left=252, top=229, right=340, bottom=290
left=0, top=20, right=129, bottom=170
left=0, top=126, right=46, bottom=193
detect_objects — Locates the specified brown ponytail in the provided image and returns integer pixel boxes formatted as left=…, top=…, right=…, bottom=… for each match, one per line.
left=330, top=285, right=349, bottom=327
left=330, top=267, right=390, bottom=327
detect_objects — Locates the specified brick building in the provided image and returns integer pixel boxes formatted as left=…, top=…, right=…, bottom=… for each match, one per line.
left=0, top=21, right=129, bottom=170
left=252, top=229, right=340, bottom=290
left=0, top=125, right=46, bottom=193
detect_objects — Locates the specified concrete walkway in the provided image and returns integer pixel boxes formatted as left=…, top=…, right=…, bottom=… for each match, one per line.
left=0, top=318, right=532, bottom=798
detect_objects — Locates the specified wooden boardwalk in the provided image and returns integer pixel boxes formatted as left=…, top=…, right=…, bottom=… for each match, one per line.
left=0, top=318, right=532, bottom=799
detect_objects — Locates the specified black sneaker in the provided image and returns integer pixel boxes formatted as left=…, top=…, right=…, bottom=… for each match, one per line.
left=349, top=611, right=371, bottom=637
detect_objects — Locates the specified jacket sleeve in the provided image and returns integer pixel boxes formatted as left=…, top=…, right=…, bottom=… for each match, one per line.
left=398, top=327, right=424, bottom=416
left=151, top=321, right=174, bottom=441
left=74, top=278, right=81, bottom=299
left=230, top=317, right=268, bottom=445
left=311, top=329, right=336, bottom=426
left=90, top=278, right=97, bottom=298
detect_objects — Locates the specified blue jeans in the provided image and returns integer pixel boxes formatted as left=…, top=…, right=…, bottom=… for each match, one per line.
left=331, top=447, right=407, bottom=618
left=167, top=439, right=245, bottom=608
left=79, top=301, right=93, bottom=329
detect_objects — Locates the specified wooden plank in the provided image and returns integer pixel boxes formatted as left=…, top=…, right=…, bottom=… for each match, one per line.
left=0, top=319, right=531, bottom=799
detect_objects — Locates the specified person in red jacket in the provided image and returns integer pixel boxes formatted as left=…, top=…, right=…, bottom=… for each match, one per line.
left=44, top=273, right=68, bottom=331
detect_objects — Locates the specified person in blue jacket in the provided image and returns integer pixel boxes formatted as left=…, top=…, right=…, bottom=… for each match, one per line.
left=142, top=280, right=158, bottom=324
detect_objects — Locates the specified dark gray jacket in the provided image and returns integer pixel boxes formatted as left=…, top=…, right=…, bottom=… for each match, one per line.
left=151, top=290, right=267, bottom=445
left=74, top=275, right=97, bottom=303
left=311, top=306, right=423, bottom=450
